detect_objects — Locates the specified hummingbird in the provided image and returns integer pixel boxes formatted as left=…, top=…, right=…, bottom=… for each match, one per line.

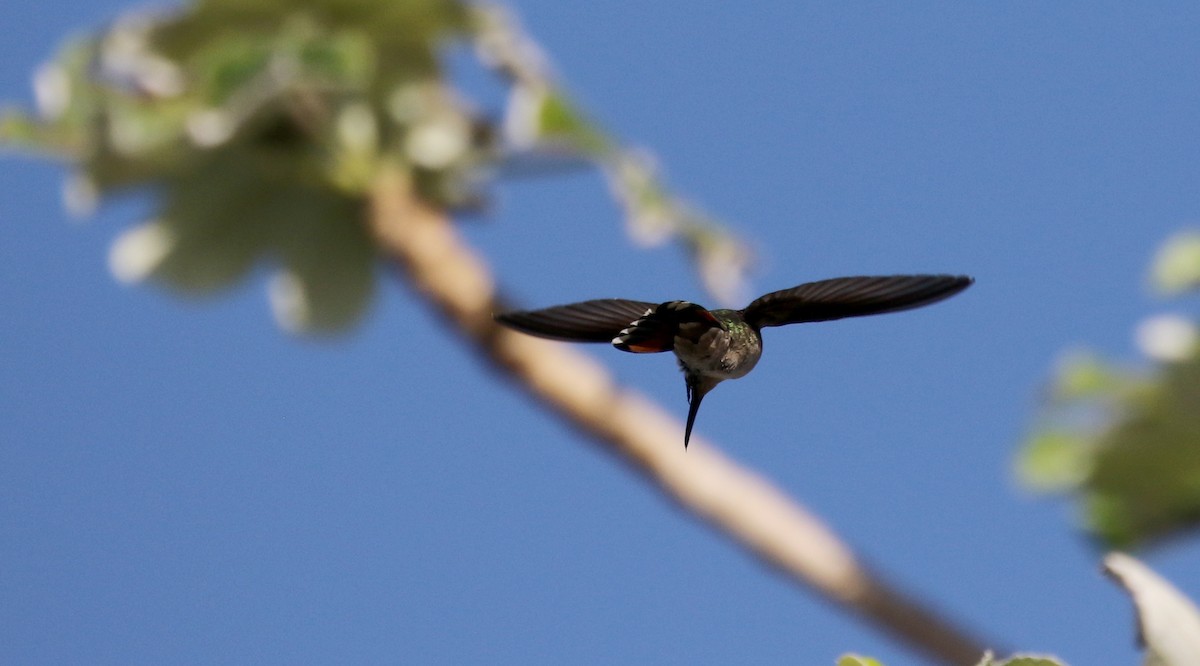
left=496, top=274, right=972, bottom=448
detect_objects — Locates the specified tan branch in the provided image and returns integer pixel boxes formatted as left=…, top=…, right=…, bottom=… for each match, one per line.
left=365, top=165, right=991, bottom=665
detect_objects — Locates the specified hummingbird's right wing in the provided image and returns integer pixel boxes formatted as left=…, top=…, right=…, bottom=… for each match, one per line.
left=495, top=299, right=657, bottom=343
left=743, top=275, right=972, bottom=328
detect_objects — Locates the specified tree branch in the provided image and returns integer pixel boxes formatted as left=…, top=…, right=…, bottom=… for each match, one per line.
left=365, top=165, right=991, bottom=665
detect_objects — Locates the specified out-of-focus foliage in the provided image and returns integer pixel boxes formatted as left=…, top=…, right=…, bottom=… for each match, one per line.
left=973, top=653, right=1066, bottom=666
left=1, top=0, right=752, bottom=333
left=1104, top=552, right=1200, bottom=666
left=835, top=653, right=1066, bottom=666
left=1020, top=232, right=1200, bottom=548
left=476, top=7, right=753, bottom=305
left=836, top=655, right=883, bottom=666
left=1152, top=231, right=1200, bottom=296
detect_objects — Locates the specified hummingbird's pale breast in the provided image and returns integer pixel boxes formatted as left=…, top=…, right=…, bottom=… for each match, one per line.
left=673, top=311, right=762, bottom=380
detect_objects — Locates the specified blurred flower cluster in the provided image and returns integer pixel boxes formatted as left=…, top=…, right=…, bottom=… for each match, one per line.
left=2, top=0, right=752, bottom=333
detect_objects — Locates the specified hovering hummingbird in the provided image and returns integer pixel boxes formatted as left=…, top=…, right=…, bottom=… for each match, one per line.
left=496, top=274, right=972, bottom=448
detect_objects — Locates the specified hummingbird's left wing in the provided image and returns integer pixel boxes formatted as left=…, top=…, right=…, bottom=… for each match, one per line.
left=742, top=275, right=972, bottom=328
left=495, top=299, right=657, bottom=342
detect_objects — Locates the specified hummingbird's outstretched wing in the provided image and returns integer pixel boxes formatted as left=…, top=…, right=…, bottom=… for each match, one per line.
left=742, top=275, right=973, bottom=328
left=495, top=299, right=657, bottom=343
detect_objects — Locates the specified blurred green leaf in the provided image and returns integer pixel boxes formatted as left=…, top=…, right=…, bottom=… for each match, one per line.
left=536, top=91, right=610, bottom=155
left=1051, top=352, right=1128, bottom=401
left=1016, top=431, right=1091, bottom=492
left=836, top=655, right=883, bottom=666
left=272, top=191, right=373, bottom=333
left=152, top=0, right=469, bottom=85
left=130, top=156, right=280, bottom=292
left=1151, top=231, right=1200, bottom=295
left=1085, top=352, right=1200, bottom=546
left=0, top=110, right=45, bottom=147
left=104, top=145, right=374, bottom=333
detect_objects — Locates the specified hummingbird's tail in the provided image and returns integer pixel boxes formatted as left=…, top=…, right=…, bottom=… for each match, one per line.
left=614, top=301, right=720, bottom=354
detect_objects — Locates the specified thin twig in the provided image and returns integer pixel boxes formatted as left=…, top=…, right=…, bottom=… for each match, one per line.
left=365, top=164, right=992, bottom=665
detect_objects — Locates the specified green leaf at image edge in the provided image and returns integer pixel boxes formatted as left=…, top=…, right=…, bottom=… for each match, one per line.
left=1151, top=230, right=1200, bottom=295
left=836, top=655, right=883, bottom=666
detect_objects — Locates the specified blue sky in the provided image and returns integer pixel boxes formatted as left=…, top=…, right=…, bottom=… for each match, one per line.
left=5, top=3, right=1200, bottom=665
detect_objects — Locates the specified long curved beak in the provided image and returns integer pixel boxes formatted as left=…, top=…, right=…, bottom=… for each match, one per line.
left=684, top=376, right=721, bottom=449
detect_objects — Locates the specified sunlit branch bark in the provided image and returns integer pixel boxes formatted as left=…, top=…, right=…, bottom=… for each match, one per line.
left=365, top=165, right=991, bottom=665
